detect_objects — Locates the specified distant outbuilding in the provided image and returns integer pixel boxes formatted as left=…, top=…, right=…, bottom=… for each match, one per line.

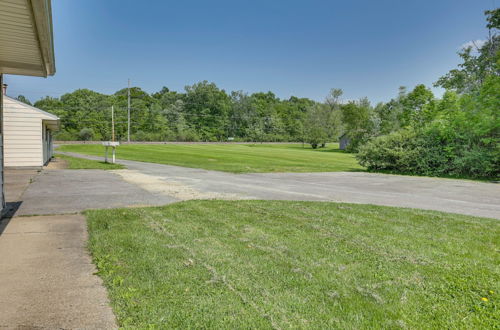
left=3, top=93, right=60, bottom=168
left=339, top=133, right=350, bottom=150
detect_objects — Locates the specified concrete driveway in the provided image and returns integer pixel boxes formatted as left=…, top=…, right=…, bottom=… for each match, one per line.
left=62, top=152, right=500, bottom=219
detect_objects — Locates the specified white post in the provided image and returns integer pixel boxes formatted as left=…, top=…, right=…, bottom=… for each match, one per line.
left=127, top=79, right=131, bottom=143
left=112, top=147, right=116, bottom=164
left=111, top=105, right=115, bottom=142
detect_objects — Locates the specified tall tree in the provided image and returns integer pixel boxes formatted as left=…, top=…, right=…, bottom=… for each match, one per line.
left=340, top=98, right=377, bottom=151
left=400, top=84, right=435, bottom=126
left=184, top=81, right=231, bottom=141
left=435, top=8, right=499, bottom=93
left=15, top=95, right=32, bottom=105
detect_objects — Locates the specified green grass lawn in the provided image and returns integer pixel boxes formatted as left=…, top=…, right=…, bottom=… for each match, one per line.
left=86, top=200, right=499, bottom=329
left=58, top=143, right=363, bottom=173
left=56, top=154, right=125, bottom=170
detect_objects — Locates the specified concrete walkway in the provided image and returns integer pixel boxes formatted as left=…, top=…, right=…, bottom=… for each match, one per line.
left=0, top=214, right=117, bottom=329
left=0, top=169, right=118, bottom=329
left=62, top=152, right=500, bottom=219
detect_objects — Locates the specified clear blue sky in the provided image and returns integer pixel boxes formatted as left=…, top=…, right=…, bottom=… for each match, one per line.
left=5, top=0, right=498, bottom=104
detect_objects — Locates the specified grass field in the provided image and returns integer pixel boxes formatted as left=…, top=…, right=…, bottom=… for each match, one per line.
left=56, top=154, right=125, bottom=170
left=58, top=143, right=363, bottom=173
left=86, top=200, right=498, bottom=329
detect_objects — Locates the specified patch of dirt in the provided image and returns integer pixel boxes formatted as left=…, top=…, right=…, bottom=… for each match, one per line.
left=44, top=157, right=68, bottom=170
left=111, top=169, right=251, bottom=201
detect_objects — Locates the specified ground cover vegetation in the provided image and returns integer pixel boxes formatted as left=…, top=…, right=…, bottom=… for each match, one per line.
left=22, top=9, right=498, bottom=179
left=56, top=154, right=125, bottom=170
left=58, top=143, right=362, bottom=173
left=86, top=200, right=499, bottom=328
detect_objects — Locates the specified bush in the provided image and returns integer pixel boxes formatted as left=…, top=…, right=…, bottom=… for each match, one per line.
left=177, top=129, right=200, bottom=142
left=357, top=126, right=500, bottom=179
left=357, top=129, right=421, bottom=172
left=78, top=128, right=94, bottom=141
left=131, top=130, right=153, bottom=142
left=54, top=130, right=77, bottom=141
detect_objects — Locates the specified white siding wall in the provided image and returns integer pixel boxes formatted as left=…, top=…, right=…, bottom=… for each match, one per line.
left=4, top=97, right=43, bottom=167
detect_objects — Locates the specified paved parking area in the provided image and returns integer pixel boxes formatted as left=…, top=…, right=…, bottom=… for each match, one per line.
left=16, top=168, right=176, bottom=216
left=61, top=152, right=500, bottom=219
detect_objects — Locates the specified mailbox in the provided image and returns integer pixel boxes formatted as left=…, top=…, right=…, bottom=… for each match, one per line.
left=102, top=141, right=120, bottom=164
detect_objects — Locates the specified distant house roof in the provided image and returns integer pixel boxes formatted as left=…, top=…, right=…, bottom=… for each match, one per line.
left=0, top=0, right=56, bottom=77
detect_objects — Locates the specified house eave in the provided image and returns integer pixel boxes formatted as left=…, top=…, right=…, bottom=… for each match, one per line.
left=42, top=118, right=60, bottom=131
left=0, top=0, right=56, bottom=77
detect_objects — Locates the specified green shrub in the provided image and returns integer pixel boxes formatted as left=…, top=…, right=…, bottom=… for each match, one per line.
left=357, top=129, right=420, bottom=172
left=54, top=130, right=77, bottom=141
left=357, top=126, right=499, bottom=179
left=78, top=128, right=94, bottom=141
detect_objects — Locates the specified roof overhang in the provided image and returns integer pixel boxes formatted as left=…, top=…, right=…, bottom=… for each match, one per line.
left=0, top=0, right=56, bottom=77
left=42, top=118, right=60, bottom=131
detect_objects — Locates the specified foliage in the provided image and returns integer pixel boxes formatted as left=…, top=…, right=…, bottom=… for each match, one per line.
left=356, top=9, right=500, bottom=179
left=357, top=76, right=500, bottom=179
left=35, top=83, right=324, bottom=143
left=303, top=104, right=331, bottom=148
left=78, top=127, right=95, bottom=141
left=357, top=129, right=420, bottom=172
left=183, top=81, right=231, bottom=141
left=340, top=97, right=378, bottom=151
left=86, top=200, right=499, bottom=328
left=15, top=95, right=32, bottom=105
left=400, top=84, right=435, bottom=126
left=435, top=8, right=499, bottom=93
left=54, top=130, right=77, bottom=141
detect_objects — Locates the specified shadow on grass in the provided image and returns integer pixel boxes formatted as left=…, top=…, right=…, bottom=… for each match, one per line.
left=313, top=148, right=348, bottom=153
left=366, top=168, right=499, bottom=182
left=253, top=144, right=348, bottom=153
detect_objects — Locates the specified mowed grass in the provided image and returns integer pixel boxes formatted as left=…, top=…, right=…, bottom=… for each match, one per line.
left=56, top=154, right=125, bottom=170
left=86, top=200, right=499, bottom=329
left=58, top=143, right=363, bottom=173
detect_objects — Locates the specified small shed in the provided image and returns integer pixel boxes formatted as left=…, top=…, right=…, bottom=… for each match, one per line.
left=3, top=94, right=60, bottom=168
left=339, top=133, right=351, bottom=150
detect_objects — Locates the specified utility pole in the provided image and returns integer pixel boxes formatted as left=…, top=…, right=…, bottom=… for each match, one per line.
left=111, top=105, right=115, bottom=142
left=127, top=78, right=131, bottom=142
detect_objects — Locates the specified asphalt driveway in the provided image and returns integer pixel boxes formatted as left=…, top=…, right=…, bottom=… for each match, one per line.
left=16, top=168, right=175, bottom=216
left=60, top=152, right=500, bottom=219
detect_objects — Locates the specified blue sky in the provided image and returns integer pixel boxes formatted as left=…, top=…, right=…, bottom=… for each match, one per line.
left=5, top=0, right=498, bottom=104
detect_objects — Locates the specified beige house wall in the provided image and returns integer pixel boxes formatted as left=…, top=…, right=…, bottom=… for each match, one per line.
left=3, top=96, right=59, bottom=167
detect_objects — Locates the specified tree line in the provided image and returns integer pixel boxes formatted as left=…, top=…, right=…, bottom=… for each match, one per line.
left=16, top=9, right=499, bottom=179
left=26, top=83, right=334, bottom=144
